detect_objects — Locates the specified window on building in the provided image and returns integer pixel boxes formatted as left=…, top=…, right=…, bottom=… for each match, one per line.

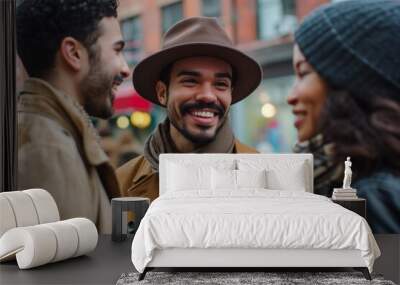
left=121, top=16, right=144, bottom=67
left=161, top=2, right=183, bottom=34
left=202, top=0, right=221, bottom=18
left=257, top=0, right=297, bottom=40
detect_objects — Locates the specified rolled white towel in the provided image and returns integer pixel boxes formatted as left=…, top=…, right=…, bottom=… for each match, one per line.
left=64, top=218, right=98, bottom=257
left=0, top=196, right=17, bottom=237
left=0, top=225, right=57, bottom=268
left=0, top=191, right=39, bottom=228
left=23, top=189, right=60, bottom=224
left=0, top=189, right=60, bottom=238
left=0, top=218, right=98, bottom=269
left=42, top=221, right=79, bottom=262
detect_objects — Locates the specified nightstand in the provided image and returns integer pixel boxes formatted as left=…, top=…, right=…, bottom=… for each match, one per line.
left=331, top=198, right=366, bottom=218
left=111, top=197, right=150, bottom=242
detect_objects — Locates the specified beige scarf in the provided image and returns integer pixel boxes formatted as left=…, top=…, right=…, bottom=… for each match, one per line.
left=144, top=118, right=235, bottom=171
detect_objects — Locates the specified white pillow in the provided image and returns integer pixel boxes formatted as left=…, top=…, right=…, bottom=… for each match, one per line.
left=167, top=162, right=212, bottom=191
left=211, top=169, right=268, bottom=190
left=237, top=159, right=307, bottom=191
left=236, top=169, right=267, bottom=189
left=267, top=168, right=306, bottom=191
left=212, top=168, right=236, bottom=190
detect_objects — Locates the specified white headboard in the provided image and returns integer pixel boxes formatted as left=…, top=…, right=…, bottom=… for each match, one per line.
left=159, top=153, right=313, bottom=195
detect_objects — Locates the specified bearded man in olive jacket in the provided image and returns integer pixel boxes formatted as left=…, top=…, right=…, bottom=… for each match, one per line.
left=17, top=0, right=130, bottom=233
left=117, top=17, right=262, bottom=201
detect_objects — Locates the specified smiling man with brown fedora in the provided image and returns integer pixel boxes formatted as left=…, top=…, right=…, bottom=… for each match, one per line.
left=117, top=17, right=262, bottom=201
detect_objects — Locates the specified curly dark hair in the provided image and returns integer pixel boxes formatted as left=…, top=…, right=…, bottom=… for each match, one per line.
left=320, top=90, right=400, bottom=179
left=17, top=0, right=119, bottom=78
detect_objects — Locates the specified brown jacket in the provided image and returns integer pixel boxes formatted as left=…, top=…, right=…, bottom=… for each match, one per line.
left=117, top=141, right=258, bottom=201
left=17, top=79, right=120, bottom=234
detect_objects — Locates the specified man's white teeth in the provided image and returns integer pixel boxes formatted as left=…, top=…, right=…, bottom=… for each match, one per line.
left=192, top=111, right=214, bottom=118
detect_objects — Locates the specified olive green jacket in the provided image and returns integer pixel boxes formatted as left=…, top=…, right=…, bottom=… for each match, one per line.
left=117, top=141, right=258, bottom=201
left=18, top=78, right=120, bottom=233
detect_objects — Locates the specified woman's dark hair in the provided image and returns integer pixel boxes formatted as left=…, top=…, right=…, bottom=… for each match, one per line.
left=319, top=90, right=400, bottom=178
left=17, top=0, right=119, bottom=78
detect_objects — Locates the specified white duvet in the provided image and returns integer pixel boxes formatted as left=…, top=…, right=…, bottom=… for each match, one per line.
left=131, top=190, right=380, bottom=273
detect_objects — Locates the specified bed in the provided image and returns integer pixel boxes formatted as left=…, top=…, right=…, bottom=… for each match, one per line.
left=131, top=154, right=380, bottom=280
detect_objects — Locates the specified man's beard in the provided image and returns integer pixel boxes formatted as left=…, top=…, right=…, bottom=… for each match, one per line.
left=168, top=100, right=228, bottom=145
left=79, top=60, right=115, bottom=119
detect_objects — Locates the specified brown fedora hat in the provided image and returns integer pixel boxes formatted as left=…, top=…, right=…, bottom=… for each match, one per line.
left=132, top=17, right=262, bottom=106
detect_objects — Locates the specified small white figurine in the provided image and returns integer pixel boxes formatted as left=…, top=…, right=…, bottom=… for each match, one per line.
left=342, top=157, right=352, bottom=189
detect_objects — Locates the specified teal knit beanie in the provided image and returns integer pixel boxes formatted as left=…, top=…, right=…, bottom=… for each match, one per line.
left=295, top=0, right=400, bottom=101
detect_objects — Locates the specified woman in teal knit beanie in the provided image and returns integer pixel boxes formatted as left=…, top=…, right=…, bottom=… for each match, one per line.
left=288, top=0, right=400, bottom=233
